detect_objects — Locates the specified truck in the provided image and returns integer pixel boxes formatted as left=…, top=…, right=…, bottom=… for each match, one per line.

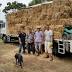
left=2, top=1, right=53, bottom=43
left=1, top=19, right=19, bottom=43
left=2, top=34, right=19, bottom=43
left=53, top=25, right=72, bottom=56
left=2, top=1, right=72, bottom=56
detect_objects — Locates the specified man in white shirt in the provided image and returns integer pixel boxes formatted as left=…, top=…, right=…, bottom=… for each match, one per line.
left=44, top=26, right=53, bottom=61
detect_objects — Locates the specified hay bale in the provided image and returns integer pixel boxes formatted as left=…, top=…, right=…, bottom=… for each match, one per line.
left=7, top=0, right=72, bottom=39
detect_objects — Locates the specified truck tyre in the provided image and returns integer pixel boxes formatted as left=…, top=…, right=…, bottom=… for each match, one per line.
left=3, top=36, right=7, bottom=43
left=53, top=40, right=59, bottom=56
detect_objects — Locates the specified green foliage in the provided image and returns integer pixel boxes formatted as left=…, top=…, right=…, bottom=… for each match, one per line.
left=3, top=1, right=26, bottom=13
left=29, top=0, right=53, bottom=6
left=29, top=0, right=41, bottom=6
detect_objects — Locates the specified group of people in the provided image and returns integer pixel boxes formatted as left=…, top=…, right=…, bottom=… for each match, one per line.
left=18, top=25, right=53, bottom=61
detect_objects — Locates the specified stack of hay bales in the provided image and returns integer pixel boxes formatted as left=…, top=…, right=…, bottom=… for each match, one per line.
left=7, top=0, right=72, bottom=39
left=50, top=0, right=72, bottom=39
left=52, top=0, right=72, bottom=19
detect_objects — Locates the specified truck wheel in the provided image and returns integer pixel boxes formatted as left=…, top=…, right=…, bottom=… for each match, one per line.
left=53, top=47, right=58, bottom=56
left=53, top=40, right=59, bottom=56
left=3, top=36, right=7, bottom=43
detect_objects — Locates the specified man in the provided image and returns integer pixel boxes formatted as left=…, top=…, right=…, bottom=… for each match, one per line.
left=27, top=28, right=35, bottom=54
left=40, top=28, right=45, bottom=54
left=44, top=25, right=53, bottom=61
left=34, top=26, right=43, bottom=56
left=18, top=26, right=26, bottom=53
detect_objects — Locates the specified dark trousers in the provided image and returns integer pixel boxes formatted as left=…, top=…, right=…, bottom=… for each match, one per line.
left=41, top=44, right=45, bottom=53
left=28, top=43, right=35, bottom=54
left=19, top=42, right=26, bottom=53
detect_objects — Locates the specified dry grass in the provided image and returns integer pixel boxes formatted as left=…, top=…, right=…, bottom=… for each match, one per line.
left=0, top=42, right=72, bottom=72
left=0, top=39, right=3, bottom=42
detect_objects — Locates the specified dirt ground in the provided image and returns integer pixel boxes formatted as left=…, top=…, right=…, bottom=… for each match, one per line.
left=0, top=42, right=72, bottom=72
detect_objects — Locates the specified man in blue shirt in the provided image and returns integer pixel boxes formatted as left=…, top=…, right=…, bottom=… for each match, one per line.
left=34, top=26, right=43, bottom=56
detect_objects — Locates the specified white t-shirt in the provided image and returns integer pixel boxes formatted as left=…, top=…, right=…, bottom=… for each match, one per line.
left=44, top=30, right=53, bottom=42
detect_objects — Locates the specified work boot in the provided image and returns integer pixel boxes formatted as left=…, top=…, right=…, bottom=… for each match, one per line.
left=44, top=53, right=49, bottom=58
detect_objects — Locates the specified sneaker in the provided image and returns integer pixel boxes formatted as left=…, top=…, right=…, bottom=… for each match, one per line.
left=49, top=58, right=53, bottom=61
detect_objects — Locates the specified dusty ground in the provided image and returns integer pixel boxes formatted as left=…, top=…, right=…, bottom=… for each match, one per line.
left=0, top=42, right=72, bottom=72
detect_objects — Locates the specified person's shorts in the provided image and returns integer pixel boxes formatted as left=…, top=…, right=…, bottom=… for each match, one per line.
left=45, top=41, right=53, bottom=53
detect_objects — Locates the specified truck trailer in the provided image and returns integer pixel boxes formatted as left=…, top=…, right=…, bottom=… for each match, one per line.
left=2, top=1, right=72, bottom=56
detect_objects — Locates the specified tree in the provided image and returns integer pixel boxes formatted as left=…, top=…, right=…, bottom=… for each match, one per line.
left=29, top=0, right=53, bottom=6
left=3, top=1, right=26, bottom=13
left=29, top=0, right=41, bottom=6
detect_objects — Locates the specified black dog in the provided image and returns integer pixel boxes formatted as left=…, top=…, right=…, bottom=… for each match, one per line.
left=15, top=53, right=23, bottom=68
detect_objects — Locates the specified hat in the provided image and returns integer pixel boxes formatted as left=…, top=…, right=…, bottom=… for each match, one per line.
left=36, top=26, right=41, bottom=29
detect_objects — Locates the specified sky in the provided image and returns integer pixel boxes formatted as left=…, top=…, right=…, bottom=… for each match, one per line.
left=0, top=0, right=32, bottom=21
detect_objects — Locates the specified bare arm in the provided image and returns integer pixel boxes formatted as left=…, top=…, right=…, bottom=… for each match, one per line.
left=19, top=37, right=22, bottom=44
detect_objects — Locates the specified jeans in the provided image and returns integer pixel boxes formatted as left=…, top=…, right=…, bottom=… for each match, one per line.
left=35, top=42, right=41, bottom=54
left=19, top=42, right=26, bottom=53
left=28, top=42, right=35, bottom=54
